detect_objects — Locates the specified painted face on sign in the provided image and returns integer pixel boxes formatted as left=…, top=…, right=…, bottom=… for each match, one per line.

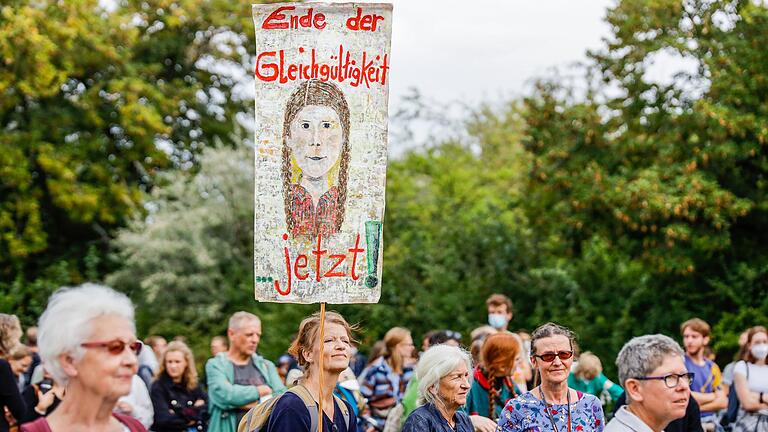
left=289, top=105, right=343, bottom=180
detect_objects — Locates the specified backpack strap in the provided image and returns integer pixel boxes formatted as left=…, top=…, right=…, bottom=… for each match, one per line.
left=290, top=385, right=319, bottom=432
left=334, top=395, right=350, bottom=430
left=113, top=412, right=146, bottom=432
left=290, top=385, right=351, bottom=432
left=243, top=407, right=256, bottom=432
left=19, top=418, right=51, bottom=432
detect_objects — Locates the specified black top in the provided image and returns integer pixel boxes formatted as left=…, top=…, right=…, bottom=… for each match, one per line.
left=613, top=391, right=703, bottom=432
left=402, top=403, right=473, bottom=432
left=0, top=359, right=25, bottom=432
left=150, top=374, right=208, bottom=432
left=265, top=391, right=356, bottom=432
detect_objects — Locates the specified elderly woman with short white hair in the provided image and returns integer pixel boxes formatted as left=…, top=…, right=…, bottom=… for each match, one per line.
left=401, top=344, right=474, bottom=432
left=605, top=334, right=692, bottom=432
left=20, top=283, right=147, bottom=432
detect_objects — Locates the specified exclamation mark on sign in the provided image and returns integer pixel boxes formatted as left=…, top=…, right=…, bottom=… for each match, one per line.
left=364, top=220, right=382, bottom=288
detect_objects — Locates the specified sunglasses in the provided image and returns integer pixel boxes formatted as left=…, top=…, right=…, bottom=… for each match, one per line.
left=81, top=339, right=143, bottom=356
left=533, top=350, right=574, bottom=362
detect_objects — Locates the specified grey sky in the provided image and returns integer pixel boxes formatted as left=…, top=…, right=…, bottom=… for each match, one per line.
left=386, top=0, right=614, bottom=107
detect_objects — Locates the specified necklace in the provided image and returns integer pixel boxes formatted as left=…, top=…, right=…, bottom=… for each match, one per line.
left=539, top=387, right=572, bottom=432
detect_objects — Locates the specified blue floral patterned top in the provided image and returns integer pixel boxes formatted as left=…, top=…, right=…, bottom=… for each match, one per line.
left=496, top=391, right=605, bottom=432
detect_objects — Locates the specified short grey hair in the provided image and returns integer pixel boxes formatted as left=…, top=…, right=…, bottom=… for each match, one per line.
left=616, top=334, right=684, bottom=396
left=38, top=283, right=135, bottom=386
left=228, top=311, right=260, bottom=331
left=416, top=344, right=472, bottom=407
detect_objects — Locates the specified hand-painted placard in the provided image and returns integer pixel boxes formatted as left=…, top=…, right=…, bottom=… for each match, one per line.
left=252, top=2, right=392, bottom=304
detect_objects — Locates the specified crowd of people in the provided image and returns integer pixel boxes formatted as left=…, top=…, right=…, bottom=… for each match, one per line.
left=0, top=285, right=766, bottom=432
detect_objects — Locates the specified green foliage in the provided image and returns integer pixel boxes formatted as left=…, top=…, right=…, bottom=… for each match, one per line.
left=0, top=0, right=265, bottom=324
left=4, top=0, right=768, bottom=374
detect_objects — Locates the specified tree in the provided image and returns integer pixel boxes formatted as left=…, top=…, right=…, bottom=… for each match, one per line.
left=0, top=0, right=263, bottom=326
left=520, top=0, right=768, bottom=366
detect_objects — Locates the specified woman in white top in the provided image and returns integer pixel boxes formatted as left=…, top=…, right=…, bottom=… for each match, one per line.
left=733, top=325, right=768, bottom=432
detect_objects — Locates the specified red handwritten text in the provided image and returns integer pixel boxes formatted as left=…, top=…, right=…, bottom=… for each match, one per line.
left=262, top=6, right=327, bottom=30
left=273, top=233, right=365, bottom=296
left=255, top=45, right=389, bottom=88
left=345, top=8, right=385, bottom=31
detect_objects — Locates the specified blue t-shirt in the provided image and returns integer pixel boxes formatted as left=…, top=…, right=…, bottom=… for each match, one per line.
left=684, top=355, right=722, bottom=418
left=265, top=391, right=356, bottom=432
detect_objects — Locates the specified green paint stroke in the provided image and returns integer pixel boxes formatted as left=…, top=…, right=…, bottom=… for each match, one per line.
left=364, top=220, right=382, bottom=288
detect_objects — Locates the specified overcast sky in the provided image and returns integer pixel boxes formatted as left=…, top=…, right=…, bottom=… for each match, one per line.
left=385, top=0, right=614, bottom=107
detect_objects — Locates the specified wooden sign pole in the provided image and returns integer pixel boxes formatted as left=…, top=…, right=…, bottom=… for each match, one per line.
left=317, top=302, right=327, bottom=432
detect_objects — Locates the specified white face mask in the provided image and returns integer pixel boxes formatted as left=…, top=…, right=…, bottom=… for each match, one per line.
left=751, top=343, right=768, bottom=361
left=488, top=313, right=508, bottom=329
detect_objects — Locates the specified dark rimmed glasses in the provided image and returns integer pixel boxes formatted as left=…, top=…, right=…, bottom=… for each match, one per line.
left=533, top=350, right=574, bottom=362
left=634, top=372, right=694, bottom=388
left=81, top=339, right=143, bottom=356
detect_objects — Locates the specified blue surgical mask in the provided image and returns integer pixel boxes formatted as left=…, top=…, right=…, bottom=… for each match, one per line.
left=488, top=313, right=508, bottom=329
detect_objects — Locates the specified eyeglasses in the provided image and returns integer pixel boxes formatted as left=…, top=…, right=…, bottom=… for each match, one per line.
left=533, top=351, right=574, bottom=362
left=634, top=372, right=694, bottom=388
left=81, top=339, right=143, bottom=356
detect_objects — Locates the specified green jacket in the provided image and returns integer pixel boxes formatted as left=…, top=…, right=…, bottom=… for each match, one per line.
left=205, top=352, right=287, bottom=432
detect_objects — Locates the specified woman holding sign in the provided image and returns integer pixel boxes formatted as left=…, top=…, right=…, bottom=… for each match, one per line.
left=261, top=311, right=357, bottom=432
left=282, top=79, right=351, bottom=239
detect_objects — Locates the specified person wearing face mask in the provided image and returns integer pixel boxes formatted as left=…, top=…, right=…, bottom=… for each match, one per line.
left=486, top=294, right=513, bottom=332
left=485, top=295, right=533, bottom=391
left=731, top=326, right=768, bottom=432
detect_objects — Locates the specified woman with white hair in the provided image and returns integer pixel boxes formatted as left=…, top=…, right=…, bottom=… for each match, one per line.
left=605, top=334, right=692, bottom=432
left=20, top=283, right=146, bottom=432
left=401, top=345, right=473, bottom=432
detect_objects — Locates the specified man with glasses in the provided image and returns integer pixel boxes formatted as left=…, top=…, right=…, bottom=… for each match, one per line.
left=606, top=334, right=694, bottom=432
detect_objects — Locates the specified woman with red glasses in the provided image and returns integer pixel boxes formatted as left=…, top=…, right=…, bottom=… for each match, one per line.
left=497, top=323, right=605, bottom=432
left=21, top=283, right=146, bottom=432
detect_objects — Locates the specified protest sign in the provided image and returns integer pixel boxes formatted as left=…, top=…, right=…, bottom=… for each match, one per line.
left=252, top=2, right=392, bottom=304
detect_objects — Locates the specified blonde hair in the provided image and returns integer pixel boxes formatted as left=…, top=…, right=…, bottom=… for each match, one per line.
left=8, top=344, right=31, bottom=361
left=288, top=311, right=357, bottom=376
left=384, top=327, right=411, bottom=374
left=0, top=314, right=22, bottom=357
left=574, top=351, right=602, bottom=381
left=158, top=341, right=198, bottom=390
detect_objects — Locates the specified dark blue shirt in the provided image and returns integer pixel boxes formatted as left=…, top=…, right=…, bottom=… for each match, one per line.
left=401, top=403, right=473, bottom=432
left=266, top=392, right=356, bottom=432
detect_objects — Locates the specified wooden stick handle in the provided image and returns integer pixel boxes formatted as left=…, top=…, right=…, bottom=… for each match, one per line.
left=318, top=303, right=326, bottom=432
